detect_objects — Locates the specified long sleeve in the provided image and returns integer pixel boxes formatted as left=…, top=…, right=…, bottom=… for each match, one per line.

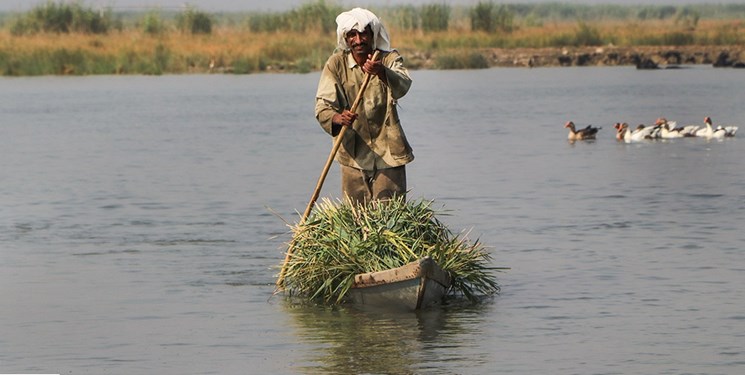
left=382, top=50, right=412, bottom=100
left=313, top=50, right=414, bottom=170
left=315, top=57, right=347, bottom=136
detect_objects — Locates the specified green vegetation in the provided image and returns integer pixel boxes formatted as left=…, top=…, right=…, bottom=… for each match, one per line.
left=246, top=0, right=342, bottom=33
left=573, top=21, right=602, bottom=46
left=140, top=10, right=165, bottom=35
left=471, top=2, right=514, bottom=33
left=10, top=1, right=113, bottom=35
left=420, top=4, right=450, bottom=32
left=282, top=196, right=500, bottom=304
left=176, top=6, right=212, bottom=34
left=436, top=51, right=490, bottom=70
left=1, top=1, right=745, bottom=75
left=0, top=42, right=175, bottom=75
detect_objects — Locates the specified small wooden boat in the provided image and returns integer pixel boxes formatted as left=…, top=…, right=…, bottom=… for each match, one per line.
left=348, top=256, right=451, bottom=311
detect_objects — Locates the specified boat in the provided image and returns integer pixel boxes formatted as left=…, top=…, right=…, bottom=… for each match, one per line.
left=348, top=256, right=452, bottom=311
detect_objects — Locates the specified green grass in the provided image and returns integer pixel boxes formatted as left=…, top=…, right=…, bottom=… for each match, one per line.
left=281, top=196, right=501, bottom=304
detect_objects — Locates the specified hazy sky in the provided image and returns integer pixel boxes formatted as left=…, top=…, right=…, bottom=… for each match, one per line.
left=1, top=0, right=742, bottom=12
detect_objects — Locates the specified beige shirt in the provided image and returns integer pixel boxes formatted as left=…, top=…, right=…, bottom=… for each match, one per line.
left=315, top=50, right=414, bottom=170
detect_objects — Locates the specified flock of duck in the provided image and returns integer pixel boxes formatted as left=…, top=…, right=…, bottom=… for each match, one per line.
left=565, top=117, right=739, bottom=142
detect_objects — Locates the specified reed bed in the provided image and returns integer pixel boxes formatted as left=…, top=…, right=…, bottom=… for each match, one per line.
left=2, top=2, right=745, bottom=75
left=0, top=27, right=334, bottom=75
left=4, top=19, right=742, bottom=76
left=282, top=196, right=501, bottom=304
left=4, top=18, right=744, bottom=75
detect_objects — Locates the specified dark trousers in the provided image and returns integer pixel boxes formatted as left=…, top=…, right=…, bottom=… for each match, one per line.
left=340, top=164, right=406, bottom=205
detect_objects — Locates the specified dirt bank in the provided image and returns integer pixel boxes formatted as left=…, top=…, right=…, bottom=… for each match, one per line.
left=412, top=45, right=745, bottom=69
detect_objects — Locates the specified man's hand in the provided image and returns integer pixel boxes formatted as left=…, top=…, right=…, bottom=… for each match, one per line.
left=333, top=110, right=358, bottom=127
left=362, top=53, right=386, bottom=80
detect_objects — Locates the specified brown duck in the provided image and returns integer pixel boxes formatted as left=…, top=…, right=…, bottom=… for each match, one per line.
left=565, top=121, right=601, bottom=141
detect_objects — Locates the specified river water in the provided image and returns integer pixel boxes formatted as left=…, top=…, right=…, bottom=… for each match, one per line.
left=1, top=66, right=744, bottom=374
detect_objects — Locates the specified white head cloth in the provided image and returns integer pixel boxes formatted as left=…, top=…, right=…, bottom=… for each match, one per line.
left=335, top=8, right=391, bottom=52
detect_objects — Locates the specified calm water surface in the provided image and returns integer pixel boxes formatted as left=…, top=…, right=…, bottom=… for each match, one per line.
left=1, top=66, right=744, bottom=374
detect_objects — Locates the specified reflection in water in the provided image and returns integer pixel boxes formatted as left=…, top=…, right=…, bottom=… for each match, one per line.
left=284, top=300, right=490, bottom=374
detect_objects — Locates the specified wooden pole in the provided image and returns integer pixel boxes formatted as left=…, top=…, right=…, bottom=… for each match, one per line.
left=276, top=50, right=381, bottom=290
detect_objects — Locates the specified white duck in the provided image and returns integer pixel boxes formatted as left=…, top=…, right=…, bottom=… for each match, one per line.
left=616, top=122, right=655, bottom=143
left=655, top=117, right=699, bottom=138
left=655, top=117, right=683, bottom=138
left=565, top=121, right=601, bottom=141
left=717, top=125, right=738, bottom=137
left=632, top=123, right=657, bottom=142
left=695, top=116, right=727, bottom=139
left=712, top=117, right=738, bottom=137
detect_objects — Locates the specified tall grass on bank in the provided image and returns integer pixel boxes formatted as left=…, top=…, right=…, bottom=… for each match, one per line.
left=10, top=1, right=113, bottom=35
left=246, top=0, right=341, bottom=33
left=282, top=196, right=500, bottom=304
left=0, top=28, right=334, bottom=75
left=141, top=11, right=166, bottom=35
left=420, top=4, right=450, bottom=32
left=176, top=6, right=212, bottom=34
left=2, top=19, right=743, bottom=75
left=471, top=2, right=514, bottom=33
left=2, top=1, right=745, bottom=75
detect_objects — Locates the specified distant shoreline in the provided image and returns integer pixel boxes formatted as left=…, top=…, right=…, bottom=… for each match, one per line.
left=3, top=2, right=745, bottom=75
left=221, top=45, right=745, bottom=74
left=407, top=45, right=745, bottom=70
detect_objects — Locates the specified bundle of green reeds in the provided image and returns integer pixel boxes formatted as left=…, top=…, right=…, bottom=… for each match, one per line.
left=281, top=196, right=500, bottom=304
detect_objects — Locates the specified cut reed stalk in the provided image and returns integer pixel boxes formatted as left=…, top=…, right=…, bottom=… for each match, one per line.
left=281, top=196, right=501, bottom=304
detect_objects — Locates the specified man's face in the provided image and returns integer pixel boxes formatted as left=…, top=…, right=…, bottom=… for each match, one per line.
left=345, top=26, right=373, bottom=56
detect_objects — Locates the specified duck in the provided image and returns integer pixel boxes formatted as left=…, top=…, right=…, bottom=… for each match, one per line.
left=655, top=118, right=683, bottom=138
left=614, top=122, right=632, bottom=142
left=565, top=121, right=601, bottom=140
left=613, top=122, right=626, bottom=141
left=717, top=124, right=738, bottom=137
left=631, top=123, right=657, bottom=142
left=695, top=116, right=727, bottom=138
left=615, top=122, right=655, bottom=143
left=709, top=116, right=738, bottom=137
left=655, top=117, right=699, bottom=138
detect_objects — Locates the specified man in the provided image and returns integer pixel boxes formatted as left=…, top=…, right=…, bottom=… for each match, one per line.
left=315, top=8, right=414, bottom=205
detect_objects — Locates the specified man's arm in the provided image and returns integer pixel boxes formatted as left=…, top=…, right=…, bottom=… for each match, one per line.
left=315, top=57, right=349, bottom=137
left=382, top=50, right=412, bottom=100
